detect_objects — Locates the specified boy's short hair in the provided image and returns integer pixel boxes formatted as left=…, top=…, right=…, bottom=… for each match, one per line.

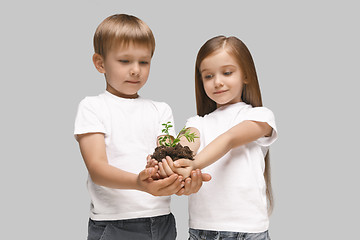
left=94, top=14, right=155, bottom=58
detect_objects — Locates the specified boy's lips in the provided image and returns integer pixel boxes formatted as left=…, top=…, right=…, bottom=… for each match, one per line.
left=125, top=80, right=141, bottom=84
left=214, top=90, right=228, bottom=94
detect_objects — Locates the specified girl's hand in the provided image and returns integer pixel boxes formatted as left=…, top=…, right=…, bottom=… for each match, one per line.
left=158, top=157, right=176, bottom=178
left=166, top=156, right=194, bottom=179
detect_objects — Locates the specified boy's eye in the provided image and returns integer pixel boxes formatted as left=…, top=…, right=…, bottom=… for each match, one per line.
left=139, top=61, right=149, bottom=65
left=119, top=60, right=129, bottom=63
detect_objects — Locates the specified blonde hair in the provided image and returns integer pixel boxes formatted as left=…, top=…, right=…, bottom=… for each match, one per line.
left=93, top=14, right=155, bottom=58
left=195, top=35, right=274, bottom=214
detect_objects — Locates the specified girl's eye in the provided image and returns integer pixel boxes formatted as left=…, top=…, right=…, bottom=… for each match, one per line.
left=119, top=60, right=129, bottom=63
left=203, top=74, right=213, bottom=79
left=224, top=71, right=232, bottom=76
left=139, top=61, right=149, bottom=65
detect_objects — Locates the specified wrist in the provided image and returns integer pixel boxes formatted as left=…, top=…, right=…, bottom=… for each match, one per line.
left=135, top=172, right=147, bottom=193
left=192, top=157, right=201, bottom=170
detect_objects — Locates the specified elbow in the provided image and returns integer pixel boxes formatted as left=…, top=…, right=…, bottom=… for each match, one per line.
left=88, top=169, right=101, bottom=185
left=86, top=162, right=103, bottom=186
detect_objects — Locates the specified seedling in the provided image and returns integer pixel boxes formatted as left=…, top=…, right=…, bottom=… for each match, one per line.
left=158, top=122, right=198, bottom=147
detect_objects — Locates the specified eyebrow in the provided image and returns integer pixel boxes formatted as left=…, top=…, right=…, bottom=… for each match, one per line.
left=200, top=64, right=236, bottom=73
left=117, top=54, right=151, bottom=59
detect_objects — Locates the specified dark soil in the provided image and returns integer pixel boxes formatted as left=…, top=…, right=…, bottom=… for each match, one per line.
left=151, top=143, right=194, bottom=161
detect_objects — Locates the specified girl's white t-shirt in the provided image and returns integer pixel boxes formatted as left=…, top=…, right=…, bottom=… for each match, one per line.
left=74, top=91, right=176, bottom=221
left=186, top=102, right=278, bottom=233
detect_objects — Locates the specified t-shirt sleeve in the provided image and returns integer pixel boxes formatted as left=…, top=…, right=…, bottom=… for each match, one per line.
left=157, top=102, right=176, bottom=137
left=241, top=107, right=278, bottom=147
left=74, top=97, right=107, bottom=141
left=185, top=115, right=201, bottom=131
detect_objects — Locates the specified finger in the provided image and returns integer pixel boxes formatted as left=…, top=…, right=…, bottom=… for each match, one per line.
left=190, top=169, right=202, bottom=193
left=151, top=159, right=158, bottom=167
left=201, top=172, right=212, bottom=182
left=146, top=155, right=151, bottom=168
left=176, top=187, right=185, bottom=196
left=186, top=171, right=200, bottom=194
left=158, top=161, right=168, bottom=178
left=155, top=174, right=178, bottom=189
left=173, top=158, right=191, bottom=168
left=139, top=167, right=153, bottom=181
left=154, top=172, right=160, bottom=180
left=162, top=158, right=175, bottom=176
left=165, top=156, right=177, bottom=172
left=150, top=165, right=159, bottom=179
left=183, top=178, right=192, bottom=195
left=159, top=176, right=184, bottom=195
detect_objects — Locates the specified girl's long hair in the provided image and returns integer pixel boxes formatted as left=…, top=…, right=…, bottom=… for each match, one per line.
left=195, top=36, right=273, bottom=214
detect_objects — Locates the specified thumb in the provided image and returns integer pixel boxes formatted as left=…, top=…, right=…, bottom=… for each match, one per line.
left=139, top=168, right=153, bottom=181
left=173, top=159, right=190, bottom=168
left=201, top=173, right=212, bottom=182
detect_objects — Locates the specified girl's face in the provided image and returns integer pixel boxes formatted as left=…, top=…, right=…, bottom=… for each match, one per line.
left=200, top=49, right=245, bottom=108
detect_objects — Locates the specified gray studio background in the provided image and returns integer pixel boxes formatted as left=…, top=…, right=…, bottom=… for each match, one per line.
left=1, top=0, right=359, bottom=239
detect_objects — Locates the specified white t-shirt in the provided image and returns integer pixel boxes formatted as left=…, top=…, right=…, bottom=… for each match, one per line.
left=74, top=91, right=176, bottom=221
left=186, top=102, right=278, bottom=233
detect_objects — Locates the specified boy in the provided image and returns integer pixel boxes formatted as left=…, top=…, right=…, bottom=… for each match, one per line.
left=74, top=14, right=208, bottom=240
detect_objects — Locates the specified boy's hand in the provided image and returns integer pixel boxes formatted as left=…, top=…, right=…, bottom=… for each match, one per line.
left=146, top=155, right=158, bottom=168
left=137, top=167, right=184, bottom=196
left=146, top=155, right=160, bottom=179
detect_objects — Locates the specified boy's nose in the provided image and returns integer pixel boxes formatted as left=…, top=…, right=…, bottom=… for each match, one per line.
left=130, top=63, right=140, bottom=76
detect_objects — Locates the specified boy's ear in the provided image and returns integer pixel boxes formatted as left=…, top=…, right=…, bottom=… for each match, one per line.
left=93, top=53, right=106, bottom=73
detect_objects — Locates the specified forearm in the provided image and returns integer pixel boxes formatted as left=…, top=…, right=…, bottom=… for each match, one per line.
left=192, top=131, right=233, bottom=169
left=87, top=161, right=142, bottom=190
left=192, top=120, right=272, bottom=169
left=78, top=133, right=143, bottom=191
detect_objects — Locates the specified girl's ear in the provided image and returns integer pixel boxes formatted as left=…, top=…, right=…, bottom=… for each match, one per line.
left=243, top=77, right=249, bottom=85
left=93, top=53, right=106, bottom=73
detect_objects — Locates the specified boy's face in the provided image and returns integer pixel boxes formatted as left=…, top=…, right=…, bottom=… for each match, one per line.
left=94, top=43, right=152, bottom=98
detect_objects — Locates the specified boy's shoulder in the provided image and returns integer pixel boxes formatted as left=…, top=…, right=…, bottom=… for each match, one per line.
left=141, top=97, right=172, bottom=111
left=78, top=93, right=106, bottom=108
left=147, top=98, right=171, bottom=108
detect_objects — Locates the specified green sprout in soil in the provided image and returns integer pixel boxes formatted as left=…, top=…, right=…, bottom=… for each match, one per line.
left=158, top=122, right=198, bottom=147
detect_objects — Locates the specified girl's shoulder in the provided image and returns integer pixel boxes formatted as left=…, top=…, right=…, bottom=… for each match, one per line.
left=185, top=115, right=203, bottom=130
left=241, top=105, right=275, bottom=118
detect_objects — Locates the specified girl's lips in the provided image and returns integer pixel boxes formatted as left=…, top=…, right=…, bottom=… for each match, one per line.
left=214, top=90, right=228, bottom=94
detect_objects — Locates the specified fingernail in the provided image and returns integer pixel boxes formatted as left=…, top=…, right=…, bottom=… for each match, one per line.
left=193, top=172, right=196, bottom=177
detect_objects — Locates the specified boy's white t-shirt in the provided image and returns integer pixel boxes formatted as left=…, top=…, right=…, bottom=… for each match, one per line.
left=186, top=102, right=278, bottom=233
left=74, top=91, right=176, bottom=221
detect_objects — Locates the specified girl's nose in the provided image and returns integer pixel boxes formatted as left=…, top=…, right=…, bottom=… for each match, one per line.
left=214, top=76, right=224, bottom=88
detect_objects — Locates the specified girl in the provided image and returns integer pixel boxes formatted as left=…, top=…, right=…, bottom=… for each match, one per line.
left=158, top=35, right=278, bottom=239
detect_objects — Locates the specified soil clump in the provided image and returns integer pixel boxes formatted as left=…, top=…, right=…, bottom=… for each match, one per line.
left=151, top=143, right=194, bottom=161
